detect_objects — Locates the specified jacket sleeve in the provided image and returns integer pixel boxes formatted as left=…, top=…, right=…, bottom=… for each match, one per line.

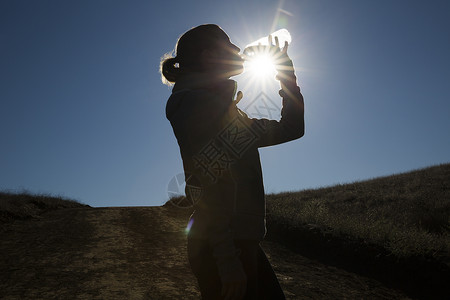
left=239, top=71, right=305, bottom=148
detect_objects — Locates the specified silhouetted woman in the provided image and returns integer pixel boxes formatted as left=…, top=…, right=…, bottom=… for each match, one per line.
left=161, top=24, right=304, bottom=299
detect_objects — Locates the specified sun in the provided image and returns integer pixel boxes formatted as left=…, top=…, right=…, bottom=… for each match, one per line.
left=244, top=53, right=276, bottom=78
left=241, top=29, right=291, bottom=80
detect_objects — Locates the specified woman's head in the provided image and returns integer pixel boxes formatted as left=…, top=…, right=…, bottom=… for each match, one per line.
left=160, top=24, right=244, bottom=85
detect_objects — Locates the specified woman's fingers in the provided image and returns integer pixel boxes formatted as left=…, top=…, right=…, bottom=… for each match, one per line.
left=282, top=41, right=289, bottom=53
left=235, top=91, right=243, bottom=104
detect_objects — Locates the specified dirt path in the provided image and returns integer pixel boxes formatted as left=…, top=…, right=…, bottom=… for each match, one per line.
left=261, top=240, right=409, bottom=299
left=0, top=206, right=409, bottom=299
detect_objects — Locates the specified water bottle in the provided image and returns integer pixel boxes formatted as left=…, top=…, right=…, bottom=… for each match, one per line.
left=244, top=28, right=291, bottom=52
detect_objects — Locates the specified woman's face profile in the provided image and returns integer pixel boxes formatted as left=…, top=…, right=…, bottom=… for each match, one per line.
left=202, top=33, right=244, bottom=78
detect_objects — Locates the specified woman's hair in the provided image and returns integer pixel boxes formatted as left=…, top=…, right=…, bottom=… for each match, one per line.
left=160, top=24, right=228, bottom=86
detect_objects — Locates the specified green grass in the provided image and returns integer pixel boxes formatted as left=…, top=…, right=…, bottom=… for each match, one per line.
left=266, top=164, right=450, bottom=260
left=0, top=190, right=88, bottom=223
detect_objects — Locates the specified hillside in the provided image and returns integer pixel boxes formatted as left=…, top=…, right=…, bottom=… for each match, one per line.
left=266, top=163, right=450, bottom=257
left=265, top=163, right=450, bottom=298
left=0, top=191, right=88, bottom=223
left=1, top=194, right=409, bottom=299
left=1, top=164, right=449, bottom=299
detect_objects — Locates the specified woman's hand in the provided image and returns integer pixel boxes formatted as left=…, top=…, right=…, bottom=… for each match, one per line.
left=243, top=36, right=294, bottom=73
left=270, top=35, right=295, bottom=75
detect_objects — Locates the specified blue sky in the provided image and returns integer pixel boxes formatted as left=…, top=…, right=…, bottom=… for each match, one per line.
left=1, top=0, right=449, bottom=207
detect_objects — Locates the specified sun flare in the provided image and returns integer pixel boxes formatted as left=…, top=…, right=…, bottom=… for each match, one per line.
left=244, top=53, right=276, bottom=78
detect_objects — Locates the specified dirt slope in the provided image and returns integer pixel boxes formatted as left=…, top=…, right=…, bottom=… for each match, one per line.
left=0, top=206, right=409, bottom=299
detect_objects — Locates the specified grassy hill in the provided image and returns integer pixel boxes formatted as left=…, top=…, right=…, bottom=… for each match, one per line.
left=1, top=164, right=449, bottom=299
left=266, top=163, right=450, bottom=259
left=0, top=191, right=88, bottom=223
left=265, top=163, right=450, bottom=298
left=0, top=193, right=412, bottom=299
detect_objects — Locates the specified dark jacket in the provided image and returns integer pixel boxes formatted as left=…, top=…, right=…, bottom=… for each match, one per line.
left=166, top=71, right=304, bottom=280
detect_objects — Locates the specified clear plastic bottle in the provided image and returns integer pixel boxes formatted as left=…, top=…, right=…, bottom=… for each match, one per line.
left=244, top=28, right=291, bottom=50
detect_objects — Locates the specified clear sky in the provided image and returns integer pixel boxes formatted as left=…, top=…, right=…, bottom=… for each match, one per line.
left=1, top=0, right=449, bottom=207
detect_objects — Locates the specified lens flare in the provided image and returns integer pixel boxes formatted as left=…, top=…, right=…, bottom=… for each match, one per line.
left=242, top=29, right=291, bottom=80
left=185, top=218, right=194, bottom=235
left=245, top=54, right=276, bottom=78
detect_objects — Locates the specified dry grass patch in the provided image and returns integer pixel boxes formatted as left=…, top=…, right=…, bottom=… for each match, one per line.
left=0, top=190, right=88, bottom=223
left=266, top=164, right=450, bottom=260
